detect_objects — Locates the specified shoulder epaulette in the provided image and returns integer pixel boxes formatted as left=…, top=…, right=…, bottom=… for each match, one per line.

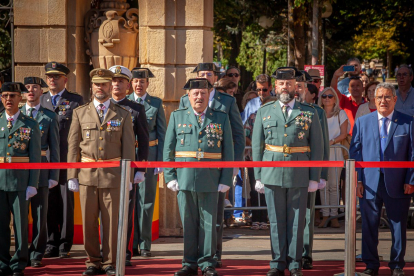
left=175, top=106, right=189, bottom=111
left=261, top=100, right=277, bottom=108
left=74, top=102, right=89, bottom=110
left=22, top=114, right=37, bottom=123
left=113, top=103, right=128, bottom=112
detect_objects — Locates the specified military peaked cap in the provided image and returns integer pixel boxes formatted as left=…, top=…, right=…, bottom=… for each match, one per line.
left=45, top=62, right=70, bottom=75
left=24, top=77, right=48, bottom=88
left=1, top=82, right=28, bottom=93
left=109, top=65, right=132, bottom=81
left=183, top=78, right=213, bottom=90
left=90, top=69, right=114, bottom=83
left=192, top=63, right=220, bottom=73
left=131, top=68, right=155, bottom=79
left=272, top=67, right=297, bottom=80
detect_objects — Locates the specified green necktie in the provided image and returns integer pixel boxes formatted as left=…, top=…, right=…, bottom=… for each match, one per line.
left=282, top=105, right=289, bottom=120
left=137, top=98, right=143, bottom=104
left=28, top=107, right=35, bottom=118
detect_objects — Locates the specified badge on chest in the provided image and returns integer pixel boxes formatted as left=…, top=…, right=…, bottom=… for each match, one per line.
left=18, top=127, right=31, bottom=141
left=58, top=101, right=71, bottom=116
left=107, top=119, right=122, bottom=132
left=206, top=123, right=223, bottom=148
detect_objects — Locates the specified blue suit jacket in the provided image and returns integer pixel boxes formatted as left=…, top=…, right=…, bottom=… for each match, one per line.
left=350, top=110, right=414, bottom=199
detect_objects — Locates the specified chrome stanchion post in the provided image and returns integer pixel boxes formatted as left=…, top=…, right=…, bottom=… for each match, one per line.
left=116, top=159, right=131, bottom=276
left=335, top=159, right=368, bottom=276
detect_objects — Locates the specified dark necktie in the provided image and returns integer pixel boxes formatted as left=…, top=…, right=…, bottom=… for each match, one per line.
left=282, top=105, right=289, bottom=120
left=52, top=95, right=59, bottom=107
left=28, top=107, right=35, bottom=118
left=137, top=98, right=143, bottom=104
left=380, top=117, right=389, bottom=172
left=98, top=104, right=105, bottom=123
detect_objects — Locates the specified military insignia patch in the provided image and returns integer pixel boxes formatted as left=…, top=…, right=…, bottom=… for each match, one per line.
left=52, top=62, right=56, bottom=68
left=98, top=70, right=104, bottom=77
left=115, top=66, right=122, bottom=74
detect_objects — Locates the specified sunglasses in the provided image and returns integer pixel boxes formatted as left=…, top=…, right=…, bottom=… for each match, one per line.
left=227, top=73, right=240, bottom=78
left=1, top=93, right=19, bottom=99
left=256, top=88, right=268, bottom=92
left=321, top=94, right=334, bottom=99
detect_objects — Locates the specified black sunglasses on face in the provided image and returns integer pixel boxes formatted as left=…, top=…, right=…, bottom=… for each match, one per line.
left=256, top=88, right=268, bottom=92
left=227, top=73, right=240, bottom=78
left=321, top=94, right=334, bottom=99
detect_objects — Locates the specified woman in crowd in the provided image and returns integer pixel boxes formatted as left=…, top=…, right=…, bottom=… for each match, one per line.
left=360, top=73, right=369, bottom=88
left=225, top=66, right=244, bottom=111
left=318, top=87, right=350, bottom=228
left=216, top=78, right=238, bottom=96
left=355, top=81, right=379, bottom=120
left=241, top=90, right=258, bottom=111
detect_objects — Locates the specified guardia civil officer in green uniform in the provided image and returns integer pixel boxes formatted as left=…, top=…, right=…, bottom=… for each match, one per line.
left=108, top=65, right=149, bottom=266
left=294, top=70, right=329, bottom=270
left=40, top=62, right=84, bottom=258
left=179, top=63, right=245, bottom=267
left=0, top=82, right=41, bottom=276
left=127, top=68, right=166, bottom=257
left=252, top=68, right=323, bottom=276
left=164, top=78, right=234, bottom=276
left=22, top=77, right=60, bottom=268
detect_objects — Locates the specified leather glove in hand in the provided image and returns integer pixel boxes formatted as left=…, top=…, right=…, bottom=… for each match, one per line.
left=255, top=180, right=265, bottom=194
left=167, top=180, right=179, bottom=192
left=134, top=171, right=145, bottom=184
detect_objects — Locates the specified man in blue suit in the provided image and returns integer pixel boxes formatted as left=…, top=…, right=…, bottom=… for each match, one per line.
left=350, top=82, right=414, bottom=276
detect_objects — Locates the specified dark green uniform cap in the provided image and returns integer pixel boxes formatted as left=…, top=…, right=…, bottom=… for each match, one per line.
left=45, top=62, right=70, bottom=75
left=131, top=67, right=155, bottom=79
left=192, top=63, right=220, bottom=73
left=24, top=77, right=48, bottom=88
left=183, top=78, right=213, bottom=90
left=1, top=82, right=28, bottom=93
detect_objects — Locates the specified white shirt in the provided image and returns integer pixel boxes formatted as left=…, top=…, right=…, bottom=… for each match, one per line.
left=134, top=92, right=147, bottom=102
left=25, top=103, right=40, bottom=118
left=278, top=99, right=295, bottom=117
left=209, top=88, right=216, bottom=107
left=49, top=88, right=65, bottom=105
left=193, top=106, right=208, bottom=124
left=93, top=98, right=110, bottom=118
left=378, top=110, right=394, bottom=135
left=5, top=110, right=20, bottom=126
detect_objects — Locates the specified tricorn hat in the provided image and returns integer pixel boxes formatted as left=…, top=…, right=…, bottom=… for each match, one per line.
left=192, top=63, right=220, bottom=73
left=271, top=67, right=297, bottom=80
left=131, top=68, right=155, bottom=79
left=24, top=77, right=48, bottom=88
left=1, top=82, right=28, bottom=93
left=299, top=70, right=313, bottom=82
left=45, top=62, right=70, bottom=75
left=183, top=78, right=213, bottom=90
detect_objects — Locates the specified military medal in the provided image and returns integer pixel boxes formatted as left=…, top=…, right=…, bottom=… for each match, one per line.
left=13, top=141, right=20, bottom=149
left=189, top=124, right=192, bottom=128
left=20, top=143, right=26, bottom=150
left=39, top=125, right=43, bottom=137
left=298, top=131, right=305, bottom=140
left=181, top=138, right=184, bottom=145
left=1, top=127, right=4, bottom=131
left=178, top=124, right=181, bottom=127
left=217, top=140, right=221, bottom=148
left=7, top=117, right=13, bottom=129
left=208, top=140, right=214, bottom=147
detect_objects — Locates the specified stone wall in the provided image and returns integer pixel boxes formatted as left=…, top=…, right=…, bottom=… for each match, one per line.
left=138, top=0, right=214, bottom=236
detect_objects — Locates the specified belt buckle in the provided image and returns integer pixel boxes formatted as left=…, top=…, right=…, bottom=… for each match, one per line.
left=6, top=157, right=11, bottom=163
left=196, top=151, right=204, bottom=160
left=283, top=145, right=291, bottom=154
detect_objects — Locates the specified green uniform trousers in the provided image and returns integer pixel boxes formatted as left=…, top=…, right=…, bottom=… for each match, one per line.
left=0, top=190, right=28, bottom=271
left=178, top=191, right=218, bottom=271
left=214, top=191, right=225, bottom=261
left=302, top=191, right=316, bottom=261
left=29, top=186, right=49, bottom=261
left=264, top=185, right=308, bottom=271
left=133, top=168, right=157, bottom=251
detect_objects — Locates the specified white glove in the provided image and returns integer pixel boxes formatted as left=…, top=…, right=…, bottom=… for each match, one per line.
left=68, top=178, right=79, bottom=192
left=308, top=180, right=318, bottom=192
left=48, top=179, right=58, bottom=189
left=218, top=184, right=230, bottom=193
left=129, top=182, right=133, bottom=191
left=318, top=179, right=327, bottom=190
left=233, top=168, right=239, bottom=178
left=154, top=168, right=164, bottom=175
left=255, top=179, right=265, bottom=194
left=26, top=186, right=37, bottom=200
left=134, top=171, right=145, bottom=183
left=167, top=180, right=179, bottom=192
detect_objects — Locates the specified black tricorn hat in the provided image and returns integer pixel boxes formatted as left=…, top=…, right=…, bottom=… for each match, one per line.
left=299, top=70, right=313, bottom=82
left=1, top=82, right=28, bottom=93
left=24, top=77, right=48, bottom=88
left=45, top=62, right=70, bottom=75
left=183, top=78, right=213, bottom=90
left=271, top=67, right=298, bottom=80
left=192, top=63, right=220, bottom=73
left=131, top=68, right=155, bottom=79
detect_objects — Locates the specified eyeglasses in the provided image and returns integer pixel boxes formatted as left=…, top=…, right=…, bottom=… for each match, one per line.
left=397, top=73, right=410, bottom=78
left=321, top=94, right=334, bottom=99
left=227, top=73, right=240, bottom=78
left=45, top=75, right=62, bottom=80
left=375, top=96, right=393, bottom=102
left=256, top=88, right=268, bottom=92
left=198, top=72, right=213, bottom=78
left=1, top=93, right=19, bottom=99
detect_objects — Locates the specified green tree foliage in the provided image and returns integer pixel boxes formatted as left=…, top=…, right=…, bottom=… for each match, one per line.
left=0, top=0, right=12, bottom=69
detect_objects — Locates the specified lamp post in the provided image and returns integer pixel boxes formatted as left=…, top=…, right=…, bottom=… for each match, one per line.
left=258, top=15, right=275, bottom=74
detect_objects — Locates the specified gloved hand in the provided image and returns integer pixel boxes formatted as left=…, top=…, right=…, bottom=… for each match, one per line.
left=129, top=182, right=133, bottom=191
left=308, top=180, right=318, bottom=192
left=255, top=179, right=265, bottom=194
left=318, top=179, right=327, bottom=190
left=154, top=168, right=164, bottom=175
left=167, top=180, right=179, bottom=192
left=218, top=184, right=230, bottom=193
left=68, top=178, right=80, bottom=192
left=48, top=179, right=58, bottom=189
left=134, top=171, right=145, bottom=184
left=26, top=186, right=37, bottom=200
left=233, top=168, right=239, bottom=178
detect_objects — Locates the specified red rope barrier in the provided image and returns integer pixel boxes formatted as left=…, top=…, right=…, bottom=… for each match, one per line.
left=0, top=162, right=120, bottom=169
left=355, top=161, right=414, bottom=168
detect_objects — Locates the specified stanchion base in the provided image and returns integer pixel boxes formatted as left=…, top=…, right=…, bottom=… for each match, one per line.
left=333, top=273, right=370, bottom=276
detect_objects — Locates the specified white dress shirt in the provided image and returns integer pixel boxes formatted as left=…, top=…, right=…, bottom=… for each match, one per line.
left=378, top=110, right=394, bottom=135
left=134, top=92, right=147, bottom=103
left=5, top=110, right=20, bottom=126
left=26, top=103, right=41, bottom=118
left=93, top=98, right=111, bottom=119
left=193, top=106, right=208, bottom=125
left=278, top=99, right=295, bottom=117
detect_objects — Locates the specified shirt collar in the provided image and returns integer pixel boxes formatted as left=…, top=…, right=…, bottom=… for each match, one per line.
left=209, top=88, right=216, bottom=102
left=193, top=106, right=208, bottom=116
left=279, top=98, right=295, bottom=109
left=93, top=98, right=111, bottom=110
left=26, top=103, right=40, bottom=113
left=134, top=92, right=147, bottom=101
left=49, top=88, right=65, bottom=98
left=6, top=110, right=20, bottom=122
left=378, top=110, right=394, bottom=121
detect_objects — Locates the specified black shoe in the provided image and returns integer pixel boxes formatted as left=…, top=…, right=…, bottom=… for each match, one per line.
left=132, top=248, right=139, bottom=256
left=391, top=268, right=405, bottom=276
left=59, top=251, right=70, bottom=258
left=31, top=259, right=43, bottom=268
left=203, top=267, right=218, bottom=276
left=174, top=266, right=198, bottom=276
left=140, top=249, right=152, bottom=257
left=361, top=268, right=379, bottom=276
left=12, top=270, right=24, bottom=276
left=43, top=248, right=59, bottom=258
left=82, top=266, right=101, bottom=276
left=289, top=269, right=303, bottom=276
left=215, top=260, right=222, bottom=268
left=302, top=257, right=313, bottom=270
left=104, top=266, right=116, bottom=276
left=125, top=260, right=133, bottom=267
left=267, top=268, right=285, bottom=276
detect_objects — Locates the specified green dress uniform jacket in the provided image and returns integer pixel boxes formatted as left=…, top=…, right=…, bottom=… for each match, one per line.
left=0, top=111, right=41, bottom=272
left=163, top=106, right=234, bottom=271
